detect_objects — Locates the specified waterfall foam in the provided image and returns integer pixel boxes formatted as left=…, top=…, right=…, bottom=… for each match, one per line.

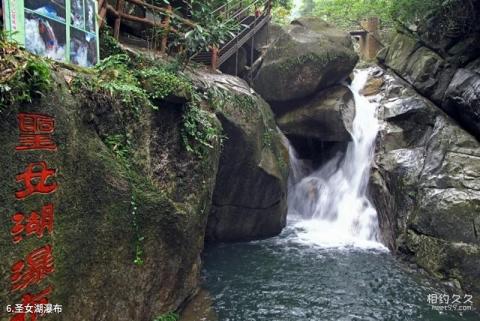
left=25, top=18, right=65, bottom=61
left=287, top=69, right=385, bottom=249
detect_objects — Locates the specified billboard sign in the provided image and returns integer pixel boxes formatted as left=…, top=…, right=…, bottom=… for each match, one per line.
left=2, top=0, right=99, bottom=67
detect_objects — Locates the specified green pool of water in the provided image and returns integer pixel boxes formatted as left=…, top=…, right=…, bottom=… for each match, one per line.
left=202, top=220, right=478, bottom=321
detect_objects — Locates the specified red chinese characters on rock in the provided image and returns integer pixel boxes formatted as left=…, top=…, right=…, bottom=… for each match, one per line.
left=11, top=245, right=55, bottom=292
left=15, top=162, right=58, bottom=200
left=9, top=112, right=58, bottom=320
left=11, top=204, right=54, bottom=244
left=16, top=113, right=57, bottom=151
left=10, top=286, right=53, bottom=321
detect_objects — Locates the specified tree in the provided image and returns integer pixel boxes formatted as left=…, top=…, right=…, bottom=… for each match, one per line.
left=311, top=0, right=393, bottom=29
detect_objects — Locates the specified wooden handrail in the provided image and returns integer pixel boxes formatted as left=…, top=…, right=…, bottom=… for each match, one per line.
left=100, top=0, right=272, bottom=68
left=125, top=0, right=196, bottom=27
left=106, top=4, right=179, bottom=32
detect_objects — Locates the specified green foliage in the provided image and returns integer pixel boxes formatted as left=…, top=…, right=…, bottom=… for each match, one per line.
left=164, top=0, right=246, bottom=65
left=100, top=26, right=124, bottom=59
left=309, top=0, right=393, bottom=29
left=104, top=132, right=145, bottom=266
left=153, top=312, right=180, bottom=321
left=183, top=20, right=238, bottom=54
left=272, top=6, right=292, bottom=25
left=104, top=134, right=132, bottom=164
left=304, top=0, right=461, bottom=31
left=137, top=66, right=192, bottom=101
left=1, top=31, right=52, bottom=110
left=181, top=97, right=222, bottom=159
left=73, top=54, right=150, bottom=115
left=271, top=0, right=293, bottom=24
left=73, top=51, right=223, bottom=159
left=273, top=0, right=293, bottom=9
left=1, top=54, right=52, bottom=111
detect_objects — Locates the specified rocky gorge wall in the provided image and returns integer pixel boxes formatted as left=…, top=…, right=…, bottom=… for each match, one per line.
left=372, top=4, right=480, bottom=303
left=377, top=1, right=480, bottom=141
left=368, top=69, right=480, bottom=303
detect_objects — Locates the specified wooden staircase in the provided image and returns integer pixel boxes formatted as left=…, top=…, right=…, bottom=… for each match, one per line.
left=98, top=0, right=272, bottom=70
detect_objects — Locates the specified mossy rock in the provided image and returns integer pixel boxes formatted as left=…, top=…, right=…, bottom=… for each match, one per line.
left=253, top=17, right=358, bottom=105
left=406, top=231, right=480, bottom=296
left=381, top=33, right=420, bottom=75
left=192, top=73, right=289, bottom=242
left=0, top=66, right=220, bottom=321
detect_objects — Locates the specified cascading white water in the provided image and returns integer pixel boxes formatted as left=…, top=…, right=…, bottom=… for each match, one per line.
left=25, top=18, right=65, bottom=61
left=288, top=69, right=384, bottom=249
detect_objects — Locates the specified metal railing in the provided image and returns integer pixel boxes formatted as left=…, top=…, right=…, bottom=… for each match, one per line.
left=192, top=0, right=272, bottom=70
left=99, top=0, right=272, bottom=69
left=98, top=0, right=195, bottom=52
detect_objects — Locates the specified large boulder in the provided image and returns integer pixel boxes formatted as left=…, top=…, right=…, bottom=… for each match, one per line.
left=277, top=85, right=355, bottom=142
left=253, top=17, right=358, bottom=106
left=193, top=73, right=290, bottom=242
left=0, top=67, right=221, bottom=321
left=467, top=57, right=480, bottom=74
left=370, top=68, right=480, bottom=301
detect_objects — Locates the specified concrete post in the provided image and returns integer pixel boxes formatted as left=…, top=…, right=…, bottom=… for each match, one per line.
left=360, top=17, right=381, bottom=60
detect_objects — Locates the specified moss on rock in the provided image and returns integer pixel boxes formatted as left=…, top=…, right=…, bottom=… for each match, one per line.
left=0, top=50, right=221, bottom=321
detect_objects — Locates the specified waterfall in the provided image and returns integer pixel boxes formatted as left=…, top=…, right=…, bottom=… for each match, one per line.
left=25, top=17, right=65, bottom=61
left=287, top=69, right=384, bottom=249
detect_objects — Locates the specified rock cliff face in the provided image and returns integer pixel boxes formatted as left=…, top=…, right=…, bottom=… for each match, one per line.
left=374, top=3, right=480, bottom=301
left=378, top=30, right=480, bottom=140
left=0, top=56, right=288, bottom=320
left=369, top=68, right=480, bottom=302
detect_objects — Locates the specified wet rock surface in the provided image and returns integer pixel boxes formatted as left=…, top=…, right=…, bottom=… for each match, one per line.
left=379, top=31, right=480, bottom=140
left=369, top=67, right=480, bottom=300
left=443, top=69, right=480, bottom=139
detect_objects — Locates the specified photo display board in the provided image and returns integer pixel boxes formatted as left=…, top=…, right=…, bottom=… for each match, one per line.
left=2, top=0, right=99, bottom=67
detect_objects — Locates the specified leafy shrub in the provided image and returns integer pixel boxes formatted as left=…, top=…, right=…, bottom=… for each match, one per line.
left=100, top=26, right=124, bottom=59
left=181, top=98, right=222, bottom=158
left=301, top=0, right=474, bottom=33
left=153, top=312, right=180, bottom=321
left=73, top=54, right=150, bottom=116
left=136, top=66, right=192, bottom=101
left=1, top=30, right=52, bottom=110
